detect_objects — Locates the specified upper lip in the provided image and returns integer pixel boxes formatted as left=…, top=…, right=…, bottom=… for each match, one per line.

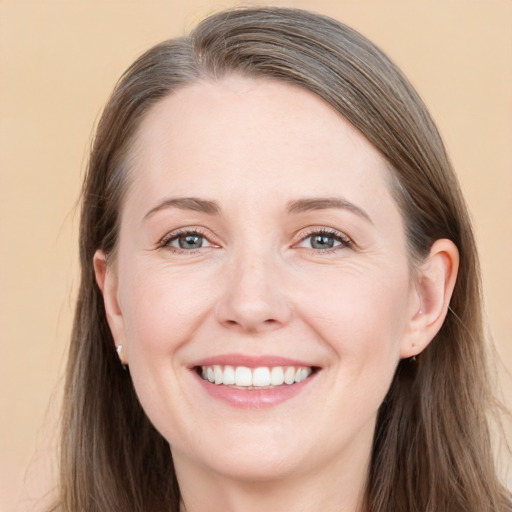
left=188, top=353, right=319, bottom=369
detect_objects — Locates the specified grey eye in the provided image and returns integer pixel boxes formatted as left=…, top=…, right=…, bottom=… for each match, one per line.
left=310, top=234, right=337, bottom=249
left=163, top=229, right=216, bottom=252
left=295, top=230, right=350, bottom=251
left=176, top=233, right=204, bottom=249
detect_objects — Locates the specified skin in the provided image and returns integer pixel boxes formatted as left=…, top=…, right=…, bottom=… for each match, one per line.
left=94, top=76, right=458, bottom=512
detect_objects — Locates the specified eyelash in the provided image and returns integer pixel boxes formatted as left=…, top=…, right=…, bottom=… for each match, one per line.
left=158, top=227, right=215, bottom=254
left=158, top=227, right=353, bottom=254
left=295, top=228, right=353, bottom=253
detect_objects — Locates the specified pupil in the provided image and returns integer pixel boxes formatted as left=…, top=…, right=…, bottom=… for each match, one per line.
left=179, top=234, right=202, bottom=249
left=312, top=235, right=334, bottom=249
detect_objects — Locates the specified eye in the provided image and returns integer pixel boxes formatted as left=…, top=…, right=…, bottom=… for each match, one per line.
left=160, top=229, right=216, bottom=252
left=296, top=229, right=352, bottom=251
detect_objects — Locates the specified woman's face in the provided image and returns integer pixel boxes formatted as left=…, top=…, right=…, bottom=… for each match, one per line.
left=100, top=76, right=422, bottom=483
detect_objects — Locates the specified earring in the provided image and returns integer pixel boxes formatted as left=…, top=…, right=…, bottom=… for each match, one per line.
left=116, top=345, right=128, bottom=371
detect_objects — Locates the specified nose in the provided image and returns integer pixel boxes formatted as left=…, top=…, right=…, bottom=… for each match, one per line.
left=215, top=253, right=292, bottom=333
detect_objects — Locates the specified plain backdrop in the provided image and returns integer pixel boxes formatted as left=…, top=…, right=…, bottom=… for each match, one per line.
left=1, top=1, right=511, bottom=511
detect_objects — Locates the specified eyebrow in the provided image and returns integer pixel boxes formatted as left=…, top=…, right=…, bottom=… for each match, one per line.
left=286, top=197, right=373, bottom=224
left=143, top=195, right=372, bottom=224
left=144, top=197, right=221, bottom=220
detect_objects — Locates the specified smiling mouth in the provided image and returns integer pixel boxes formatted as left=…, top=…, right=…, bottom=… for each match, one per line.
left=196, top=365, right=317, bottom=389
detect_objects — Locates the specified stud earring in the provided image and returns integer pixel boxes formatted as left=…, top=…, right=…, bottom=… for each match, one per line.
left=116, top=345, right=128, bottom=370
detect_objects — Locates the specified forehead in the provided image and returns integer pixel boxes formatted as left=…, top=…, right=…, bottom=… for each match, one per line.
left=125, top=75, right=397, bottom=218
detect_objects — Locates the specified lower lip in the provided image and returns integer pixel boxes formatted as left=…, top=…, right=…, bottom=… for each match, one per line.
left=192, top=371, right=318, bottom=409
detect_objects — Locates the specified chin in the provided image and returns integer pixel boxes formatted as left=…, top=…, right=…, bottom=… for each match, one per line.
left=204, top=450, right=304, bottom=483
left=173, top=424, right=312, bottom=483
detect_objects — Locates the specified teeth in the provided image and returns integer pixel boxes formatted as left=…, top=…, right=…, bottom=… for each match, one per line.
left=235, top=366, right=253, bottom=386
left=252, top=367, right=271, bottom=387
left=284, top=366, right=295, bottom=385
left=270, top=367, right=284, bottom=386
left=199, top=365, right=313, bottom=388
left=223, top=365, right=235, bottom=385
left=295, top=367, right=310, bottom=383
left=214, top=365, right=223, bottom=385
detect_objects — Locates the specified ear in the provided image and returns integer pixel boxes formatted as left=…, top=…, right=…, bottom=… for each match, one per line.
left=93, top=249, right=128, bottom=365
left=400, top=239, right=459, bottom=359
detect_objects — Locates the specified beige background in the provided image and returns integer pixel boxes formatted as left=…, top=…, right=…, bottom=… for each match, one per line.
left=1, top=1, right=511, bottom=511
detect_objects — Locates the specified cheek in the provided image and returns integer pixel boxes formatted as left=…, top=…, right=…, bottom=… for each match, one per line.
left=116, top=264, right=216, bottom=436
left=294, top=264, right=411, bottom=370
left=118, top=261, right=217, bottom=357
left=318, top=274, right=408, bottom=423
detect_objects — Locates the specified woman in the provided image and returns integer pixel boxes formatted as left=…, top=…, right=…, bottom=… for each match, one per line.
left=53, top=6, right=511, bottom=512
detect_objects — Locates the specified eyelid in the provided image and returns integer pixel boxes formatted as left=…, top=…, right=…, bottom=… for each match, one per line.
left=293, top=226, right=353, bottom=251
left=156, top=225, right=353, bottom=253
left=158, top=226, right=220, bottom=252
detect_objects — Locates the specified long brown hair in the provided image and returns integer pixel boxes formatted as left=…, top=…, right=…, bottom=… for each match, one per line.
left=54, top=7, right=511, bottom=511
